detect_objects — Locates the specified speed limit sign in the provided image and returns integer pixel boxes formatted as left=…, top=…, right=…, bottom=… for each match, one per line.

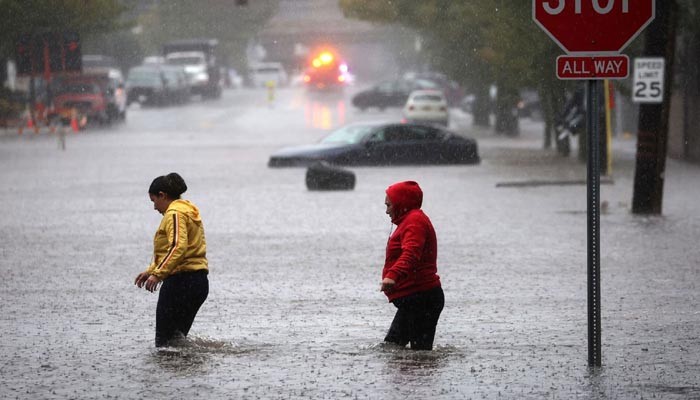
left=633, top=58, right=665, bottom=103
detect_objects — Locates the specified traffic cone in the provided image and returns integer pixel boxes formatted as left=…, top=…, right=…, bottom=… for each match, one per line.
left=27, top=115, right=39, bottom=134
left=70, top=109, right=79, bottom=132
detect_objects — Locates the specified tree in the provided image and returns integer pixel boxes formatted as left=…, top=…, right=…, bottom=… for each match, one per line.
left=0, top=0, right=127, bottom=120
left=340, top=0, right=568, bottom=138
left=136, top=0, right=280, bottom=72
left=0, top=0, right=126, bottom=59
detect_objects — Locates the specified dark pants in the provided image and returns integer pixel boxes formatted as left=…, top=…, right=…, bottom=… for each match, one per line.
left=384, top=286, right=444, bottom=350
left=155, top=270, right=209, bottom=347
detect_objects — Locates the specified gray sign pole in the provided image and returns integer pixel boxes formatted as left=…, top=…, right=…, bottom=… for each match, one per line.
left=586, top=80, right=602, bottom=367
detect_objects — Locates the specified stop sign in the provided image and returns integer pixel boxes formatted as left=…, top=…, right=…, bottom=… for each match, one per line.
left=533, top=0, right=655, bottom=53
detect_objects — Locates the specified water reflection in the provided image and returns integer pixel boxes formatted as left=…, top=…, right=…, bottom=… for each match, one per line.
left=304, top=97, right=347, bottom=130
left=584, top=366, right=609, bottom=399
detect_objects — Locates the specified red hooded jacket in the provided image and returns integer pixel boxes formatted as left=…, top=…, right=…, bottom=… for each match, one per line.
left=382, top=181, right=441, bottom=302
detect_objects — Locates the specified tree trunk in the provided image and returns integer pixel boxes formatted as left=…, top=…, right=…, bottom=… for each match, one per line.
left=494, top=85, right=519, bottom=136
left=472, top=82, right=491, bottom=127
left=632, top=0, right=677, bottom=214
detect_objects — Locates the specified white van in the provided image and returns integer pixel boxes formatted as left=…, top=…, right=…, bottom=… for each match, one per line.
left=249, top=62, right=288, bottom=88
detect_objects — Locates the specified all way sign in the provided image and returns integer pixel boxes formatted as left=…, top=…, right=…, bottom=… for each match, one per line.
left=557, top=55, right=629, bottom=80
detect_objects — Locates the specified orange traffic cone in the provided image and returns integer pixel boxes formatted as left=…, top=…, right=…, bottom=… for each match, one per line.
left=27, top=115, right=39, bottom=134
left=70, top=109, right=79, bottom=132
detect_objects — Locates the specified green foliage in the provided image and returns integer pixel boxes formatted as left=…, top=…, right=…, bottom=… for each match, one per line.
left=339, top=0, right=567, bottom=134
left=0, top=0, right=126, bottom=58
left=136, top=0, right=280, bottom=70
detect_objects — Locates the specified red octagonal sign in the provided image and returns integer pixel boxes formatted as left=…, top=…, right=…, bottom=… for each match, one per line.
left=533, top=0, right=655, bottom=54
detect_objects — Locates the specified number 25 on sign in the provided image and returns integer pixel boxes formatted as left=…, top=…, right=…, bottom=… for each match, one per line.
left=633, top=58, right=664, bottom=103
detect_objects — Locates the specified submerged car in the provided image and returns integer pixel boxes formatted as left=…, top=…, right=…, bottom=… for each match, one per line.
left=268, top=122, right=479, bottom=167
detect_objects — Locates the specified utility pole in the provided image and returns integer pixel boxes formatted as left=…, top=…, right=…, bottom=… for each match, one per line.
left=632, top=0, right=677, bottom=214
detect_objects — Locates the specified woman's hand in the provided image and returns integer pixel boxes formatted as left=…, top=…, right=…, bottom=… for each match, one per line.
left=134, top=272, right=150, bottom=288
left=380, top=278, right=396, bottom=293
left=144, top=275, right=162, bottom=293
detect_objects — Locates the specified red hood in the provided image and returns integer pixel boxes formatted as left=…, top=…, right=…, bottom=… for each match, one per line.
left=386, top=181, right=423, bottom=224
left=55, top=93, right=103, bottom=102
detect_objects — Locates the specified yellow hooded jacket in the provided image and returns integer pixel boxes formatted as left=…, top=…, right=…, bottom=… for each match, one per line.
left=146, top=199, right=208, bottom=280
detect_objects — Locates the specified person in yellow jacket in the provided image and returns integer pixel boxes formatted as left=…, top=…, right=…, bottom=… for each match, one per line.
left=134, top=172, right=209, bottom=347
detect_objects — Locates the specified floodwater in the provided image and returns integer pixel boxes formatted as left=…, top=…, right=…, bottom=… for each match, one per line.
left=1, top=87, right=699, bottom=399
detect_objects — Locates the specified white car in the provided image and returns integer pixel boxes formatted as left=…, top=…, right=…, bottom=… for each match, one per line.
left=249, top=62, right=288, bottom=88
left=402, top=89, right=449, bottom=126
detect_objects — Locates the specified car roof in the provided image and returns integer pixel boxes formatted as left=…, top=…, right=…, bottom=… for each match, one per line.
left=166, top=51, right=205, bottom=58
left=408, top=89, right=446, bottom=98
left=338, top=120, right=449, bottom=132
left=251, top=61, right=283, bottom=67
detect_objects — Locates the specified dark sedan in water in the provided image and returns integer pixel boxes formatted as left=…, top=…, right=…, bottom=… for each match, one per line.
left=268, top=122, right=480, bottom=167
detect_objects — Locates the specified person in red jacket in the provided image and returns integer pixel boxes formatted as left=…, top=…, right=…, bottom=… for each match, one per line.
left=381, top=181, right=444, bottom=350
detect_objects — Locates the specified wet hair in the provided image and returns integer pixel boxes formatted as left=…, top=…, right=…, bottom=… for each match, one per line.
left=149, top=172, right=187, bottom=199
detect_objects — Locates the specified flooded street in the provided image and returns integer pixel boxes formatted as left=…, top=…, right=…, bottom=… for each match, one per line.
left=1, top=86, right=699, bottom=399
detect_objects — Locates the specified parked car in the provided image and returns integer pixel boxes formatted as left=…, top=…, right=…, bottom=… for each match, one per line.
left=404, top=71, right=464, bottom=106
left=517, top=89, right=542, bottom=120
left=459, top=94, right=476, bottom=113
left=248, top=62, right=288, bottom=87
left=403, top=89, right=449, bottom=126
left=82, top=67, right=127, bottom=121
left=268, top=121, right=479, bottom=167
left=126, top=65, right=169, bottom=106
left=142, top=55, right=165, bottom=65
left=226, top=68, right=244, bottom=88
left=351, top=78, right=439, bottom=111
left=51, top=80, right=108, bottom=125
left=160, top=65, right=191, bottom=104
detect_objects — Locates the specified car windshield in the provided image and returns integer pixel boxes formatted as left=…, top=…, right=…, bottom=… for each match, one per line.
left=255, top=67, right=282, bottom=74
left=128, top=69, right=160, bottom=84
left=320, top=124, right=376, bottom=144
left=58, top=83, right=100, bottom=94
left=167, top=57, right=204, bottom=65
left=412, top=94, right=444, bottom=102
left=412, top=79, right=440, bottom=89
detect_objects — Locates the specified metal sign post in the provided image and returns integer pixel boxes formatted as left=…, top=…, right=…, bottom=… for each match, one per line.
left=586, top=80, right=601, bottom=367
left=533, top=0, right=657, bottom=367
